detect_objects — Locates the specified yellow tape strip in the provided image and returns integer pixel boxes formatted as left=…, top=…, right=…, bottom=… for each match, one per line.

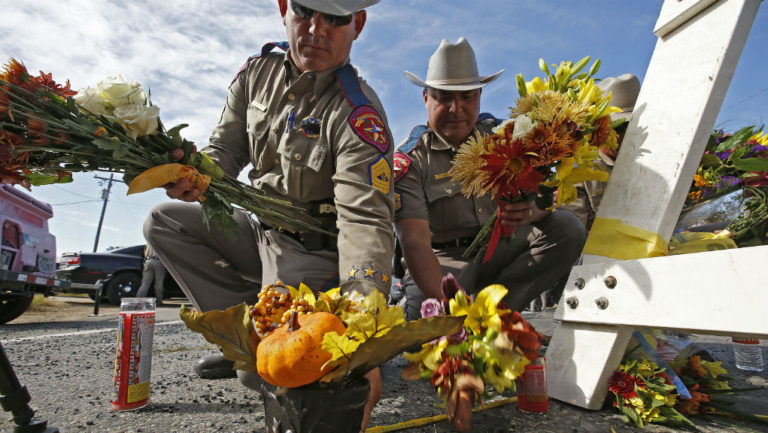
left=583, top=217, right=668, bottom=260
left=365, top=397, right=517, bottom=433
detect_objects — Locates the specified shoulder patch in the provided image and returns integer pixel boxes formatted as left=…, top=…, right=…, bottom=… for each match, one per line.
left=393, top=152, right=411, bottom=182
left=396, top=124, right=430, bottom=155
left=349, top=105, right=390, bottom=153
left=368, top=154, right=392, bottom=194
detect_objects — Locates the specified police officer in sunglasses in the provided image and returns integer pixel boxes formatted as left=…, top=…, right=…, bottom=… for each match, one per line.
left=144, top=1, right=391, bottom=430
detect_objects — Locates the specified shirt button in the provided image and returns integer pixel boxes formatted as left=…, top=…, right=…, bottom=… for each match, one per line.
left=446, top=188, right=452, bottom=194
left=287, top=93, right=295, bottom=101
left=294, top=153, right=302, bottom=161
left=478, top=208, right=484, bottom=214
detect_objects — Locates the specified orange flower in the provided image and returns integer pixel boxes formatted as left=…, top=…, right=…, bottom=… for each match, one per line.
left=589, top=115, right=612, bottom=147
left=0, top=91, right=9, bottom=118
left=0, top=130, right=23, bottom=163
left=35, top=71, right=77, bottom=98
left=26, top=116, right=47, bottom=146
left=499, top=310, right=542, bottom=360
left=94, top=126, right=107, bottom=137
left=1, top=58, right=29, bottom=85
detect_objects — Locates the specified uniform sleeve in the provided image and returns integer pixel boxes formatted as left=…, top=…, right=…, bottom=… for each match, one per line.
left=394, top=147, right=430, bottom=222
left=331, top=104, right=395, bottom=297
left=202, top=60, right=254, bottom=178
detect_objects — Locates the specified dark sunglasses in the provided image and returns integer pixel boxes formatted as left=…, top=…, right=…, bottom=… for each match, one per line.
left=290, top=1, right=354, bottom=27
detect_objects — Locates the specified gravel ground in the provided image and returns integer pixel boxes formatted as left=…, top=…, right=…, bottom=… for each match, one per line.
left=1, top=296, right=767, bottom=433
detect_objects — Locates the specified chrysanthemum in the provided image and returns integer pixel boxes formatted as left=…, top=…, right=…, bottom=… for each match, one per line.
left=609, top=371, right=645, bottom=399
left=26, top=117, right=47, bottom=146
left=1, top=59, right=29, bottom=85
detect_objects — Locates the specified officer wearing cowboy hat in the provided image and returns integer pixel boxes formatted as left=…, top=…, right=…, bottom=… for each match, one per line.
left=393, top=37, right=586, bottom=319
left=144, top=1, right=391, bottom=430
left=562, top=73, right=641, bottom=230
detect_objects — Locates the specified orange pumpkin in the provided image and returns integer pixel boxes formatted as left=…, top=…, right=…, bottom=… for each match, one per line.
left=256, top=311, right=346, bottom=388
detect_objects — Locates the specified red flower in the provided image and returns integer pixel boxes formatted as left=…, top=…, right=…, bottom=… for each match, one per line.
left=609, top=371, right=645, bottom=399
left=35, top=71, right=77, bottom=98
left=499, top=310, right=542, bottom=360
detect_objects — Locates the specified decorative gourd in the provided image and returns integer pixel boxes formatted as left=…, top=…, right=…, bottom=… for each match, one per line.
left=256, top=311, right=346, bottom=388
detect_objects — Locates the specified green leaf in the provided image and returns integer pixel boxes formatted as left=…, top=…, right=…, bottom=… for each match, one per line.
left=91, top=137, right=122, bottom=150
left=715, top=126, right=756, bottom=152
left=24, top=172, right=73, bottom=186
left=732, top=157, right=768, bottom=172
left=179, top=303, right=258, bottom=372
left=699, top=153, right=723, bottom=168
left=327, top=315, right=466, bottom=383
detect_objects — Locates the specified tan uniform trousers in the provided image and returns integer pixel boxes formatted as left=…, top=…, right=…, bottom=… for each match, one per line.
left=402, top=209, right=586, bottom=320
left=143, top=201, right=339, bottom=312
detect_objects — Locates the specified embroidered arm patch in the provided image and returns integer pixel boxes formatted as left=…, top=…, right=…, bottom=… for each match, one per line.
left=393, top=152, right=411, bottom=182
left=349, top=105, right=390, bottom=153
left=368, top=154, right=392, bottom=194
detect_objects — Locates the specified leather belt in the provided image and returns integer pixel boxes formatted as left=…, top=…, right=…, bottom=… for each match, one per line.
left=431, top=236, right=475, bottom=249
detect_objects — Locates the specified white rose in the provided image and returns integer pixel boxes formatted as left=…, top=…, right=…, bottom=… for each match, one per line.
left=98, top=75, right=145, bottom=108
left=511, top=114, right=535, bottom=142
left=73, top=86, right=108, bottom=116
left=113, top=103, right=160, bottom=139
left=492, top=118, right=514, bottom=134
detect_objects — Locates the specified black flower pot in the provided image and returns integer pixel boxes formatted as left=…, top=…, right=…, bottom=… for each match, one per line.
left=259, top=377, right=370, bottom=433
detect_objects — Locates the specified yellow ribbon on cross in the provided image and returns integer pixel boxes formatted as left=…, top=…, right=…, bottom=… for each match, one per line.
left=127, top=163, right=210, bottom=199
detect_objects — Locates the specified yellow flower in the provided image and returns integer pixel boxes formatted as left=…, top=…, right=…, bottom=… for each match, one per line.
left=636, top=359, right=658, bottom=378
left=461, top=284, right=508, bottom=334
left=525, top=76, right=548, bottom=94
left=403, top=337, right=449, bottom=373
left=750, top=130, right=768, bottom=145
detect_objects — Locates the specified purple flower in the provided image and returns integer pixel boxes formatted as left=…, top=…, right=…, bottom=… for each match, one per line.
left=441, top=273, right=467, bottom=301
left=716, top=175, right=741, bottom=190
left=447, top=327, right=469, bottom=345
left=420, top=298, right=445, bottom=319
left=750, top=144, right=767, bottom=154
left=714, top=151, right=731, bottom=161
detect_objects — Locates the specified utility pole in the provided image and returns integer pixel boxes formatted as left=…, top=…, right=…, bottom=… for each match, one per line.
left=93, top=174, right=124, bottom=252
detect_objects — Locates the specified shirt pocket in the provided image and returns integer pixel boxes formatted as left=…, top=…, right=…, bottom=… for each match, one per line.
left=246, top=100, right=272, bottom=173
left=424, top=178, right=461, bottom=204
left=277, top=130, right=328, bottom=173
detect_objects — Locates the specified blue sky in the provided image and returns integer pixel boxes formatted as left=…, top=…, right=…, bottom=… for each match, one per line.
left=1, top=0, right=766, bottom=255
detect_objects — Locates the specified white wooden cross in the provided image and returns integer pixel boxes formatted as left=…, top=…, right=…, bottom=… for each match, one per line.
left=545, top=0, right=768, bottom=409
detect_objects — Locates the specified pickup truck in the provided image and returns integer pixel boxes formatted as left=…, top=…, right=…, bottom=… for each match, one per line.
left=57, top=244, right=181, bottom=305
left=0, top=184, right=72, bottom=324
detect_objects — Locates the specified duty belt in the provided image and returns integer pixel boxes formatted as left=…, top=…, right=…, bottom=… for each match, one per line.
left=431, top=236, right=475, bottom=249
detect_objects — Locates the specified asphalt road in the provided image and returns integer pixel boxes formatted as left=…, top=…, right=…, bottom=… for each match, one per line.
left=1, top=296, right=767, bottom=433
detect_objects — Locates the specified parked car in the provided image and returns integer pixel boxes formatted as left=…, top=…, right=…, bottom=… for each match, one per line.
left=56, top=244, right=182, bottom=305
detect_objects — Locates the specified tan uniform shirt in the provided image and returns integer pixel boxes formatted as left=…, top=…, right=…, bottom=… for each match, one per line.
left=394, top=119, right=497, bottom=243
left=203, top=47, right=394, bottom=294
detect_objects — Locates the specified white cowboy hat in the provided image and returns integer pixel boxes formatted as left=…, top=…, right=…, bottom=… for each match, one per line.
left=404, top=37, right=504, bottom=91
left=599, top=73, right=640, bottom=121
left=293, top=0, right=380, bottom=15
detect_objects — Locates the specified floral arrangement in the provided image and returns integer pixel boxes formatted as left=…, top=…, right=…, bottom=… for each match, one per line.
left=686, top=127, right=768, bottom=206
left=402, top=274, right=543, bottom=431
left=684, top=126, right=768, bottom=246
left=610, top=336, right=765, bottom=428
left=0, top=58, right=322, bottom=235
left=179, top=281, right=465, bottom=388
left=608, top=357, right=694, bottom=428
left=449, top=57, right=621, bottom=262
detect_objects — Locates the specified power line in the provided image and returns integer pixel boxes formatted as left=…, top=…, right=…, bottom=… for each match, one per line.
left=51, top=199, right=102, bottom=206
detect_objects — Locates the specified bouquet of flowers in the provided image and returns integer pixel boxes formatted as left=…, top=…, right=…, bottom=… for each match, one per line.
left=180, top=281, right=465, bottom=388
left=401, top=274, right=543, bottom=432
left=0, top=58, right=322, bottom=235
left=449, top=57, right=621, bottom=262
left=608, top=357, right=694, bottom=428
left=610, top=335, right=766, bottom=428
left=685, top=127, right=768, bottom=206
left=684, top=126, right=768, bottom=246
